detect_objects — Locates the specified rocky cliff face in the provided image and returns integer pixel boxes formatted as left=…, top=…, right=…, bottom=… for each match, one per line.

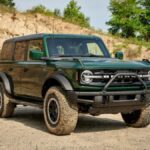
left=0, top=13, right=94, bottom=46
left=0, top=12, right=149, bottom=60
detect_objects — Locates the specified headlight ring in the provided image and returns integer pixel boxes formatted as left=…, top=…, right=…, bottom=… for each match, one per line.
left=81, top=70, right=93, bottom=84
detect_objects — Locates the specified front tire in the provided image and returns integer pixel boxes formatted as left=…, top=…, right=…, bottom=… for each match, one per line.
left=0, top=83, right=16, bottom=118
left=43, top=87, right=78, bottom=135
left=121, top=105, right=150, bottom=127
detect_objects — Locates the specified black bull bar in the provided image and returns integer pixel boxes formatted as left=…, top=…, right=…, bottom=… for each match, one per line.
left=75, top=73, right=150, bottom=114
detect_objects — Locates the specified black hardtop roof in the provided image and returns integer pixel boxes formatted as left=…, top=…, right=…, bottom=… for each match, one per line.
left=5, top=33, right=46, bottom=43
left=5, top=33, right=99, bottom=43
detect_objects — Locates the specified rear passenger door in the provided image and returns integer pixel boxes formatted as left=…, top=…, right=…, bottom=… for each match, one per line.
left=13, top=41, right=28, bottom=95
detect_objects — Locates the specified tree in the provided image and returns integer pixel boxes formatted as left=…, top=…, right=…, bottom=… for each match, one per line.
left=54, top=9, right=61, bottom=17
left=138, top=0, right=150, bottom=41
left=0, top=0, right=15, bottom=7
left=106, top=0, right=139, bottom=38
left=63, top=0, right=90, bottom=27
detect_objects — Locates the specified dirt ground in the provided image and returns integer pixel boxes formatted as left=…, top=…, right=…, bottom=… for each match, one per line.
left=0, top=106, right=150, bottom=150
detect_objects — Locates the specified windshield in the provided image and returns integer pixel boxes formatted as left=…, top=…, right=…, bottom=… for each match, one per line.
left=46, top=37, right=110, bottom=57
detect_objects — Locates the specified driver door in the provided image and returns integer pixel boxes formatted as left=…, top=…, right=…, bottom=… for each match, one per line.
left=20, top=39, right=48, bottom=98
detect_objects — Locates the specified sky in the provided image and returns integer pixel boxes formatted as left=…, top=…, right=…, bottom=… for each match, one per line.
left=14, top=0, right=111, bottom=32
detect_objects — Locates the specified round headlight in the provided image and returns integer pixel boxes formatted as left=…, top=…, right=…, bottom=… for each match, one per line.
left=81, top=70, right=93, bottom=84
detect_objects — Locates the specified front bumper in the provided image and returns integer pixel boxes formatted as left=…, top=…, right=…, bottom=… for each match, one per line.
left=75, top=90, right=150, bottom=114
left=73, top=73, right=150, bottom=114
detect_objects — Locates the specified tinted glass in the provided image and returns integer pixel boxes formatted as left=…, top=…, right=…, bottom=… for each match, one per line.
left=27, top=39, right=43, bottom=60
left=46, top=38, right=110, bottom=57
left=0, top=42, right=14, bottom=60
left=28, top=39, right=43, bottom=51
left=14, top=41, right=28, bottom=61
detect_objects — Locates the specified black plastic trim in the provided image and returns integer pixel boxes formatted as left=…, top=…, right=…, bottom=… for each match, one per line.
left=51, top=74, right=73, bottom=91
left=103, top=73, right=147, bottom=91
left=66, top=91, right=78, bottom=110
left=0, top=72, right=12, bottom=94
left=76, top=90, right=150, bottom=96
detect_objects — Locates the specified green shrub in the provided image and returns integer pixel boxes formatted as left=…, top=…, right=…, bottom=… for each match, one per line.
left=26, top=5, right=54, bottom=17
left=0, top=4, right=16, bottom=13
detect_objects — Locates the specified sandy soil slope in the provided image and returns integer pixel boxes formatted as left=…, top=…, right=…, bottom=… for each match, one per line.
left=0, top=13, right=149, bottom=60
left=0, top=106, right=150, bottom=150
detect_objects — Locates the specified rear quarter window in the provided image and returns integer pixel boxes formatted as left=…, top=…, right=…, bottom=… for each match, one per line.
left=0, top=42, right=14, bottom=60
left=14, top=41, right=28, bottom=61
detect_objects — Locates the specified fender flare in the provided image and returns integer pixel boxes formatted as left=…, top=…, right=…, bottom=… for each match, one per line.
left=50, top=74, right=73, bottom=91
left=0, top=72, right=12, bottom=94
left=44, top=74, right=77, bottom=110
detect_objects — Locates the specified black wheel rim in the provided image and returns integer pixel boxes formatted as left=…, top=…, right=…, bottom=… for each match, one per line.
left=47, top=98, right=60, bottom=125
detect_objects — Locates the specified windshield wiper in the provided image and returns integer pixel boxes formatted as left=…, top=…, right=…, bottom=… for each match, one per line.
left=85, top=53, right=104, bottom=57
left=57, top=54, right=103, bottom=57
left=58, top=55, right=88, bottom=57
left=58, top=55, right=75, bottom=57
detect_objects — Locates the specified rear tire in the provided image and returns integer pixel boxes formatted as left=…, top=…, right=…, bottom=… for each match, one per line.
left=121, top=105, right=150, bottom=127
left=0, top=83, right=16, bottom=118
left=43, top=86, right=78, bottom=135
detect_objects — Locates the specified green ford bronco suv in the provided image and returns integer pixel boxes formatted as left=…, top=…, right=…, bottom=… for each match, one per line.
left=0, top=33, right=150, bottom=135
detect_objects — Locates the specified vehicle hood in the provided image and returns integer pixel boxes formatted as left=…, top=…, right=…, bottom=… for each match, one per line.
left=50, top=57, right=150, bottom=70
left=80, top=58, right=150, bottom=70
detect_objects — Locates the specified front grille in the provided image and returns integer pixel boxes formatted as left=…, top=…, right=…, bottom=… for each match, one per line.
left=91, top=70, right=149, bottom=84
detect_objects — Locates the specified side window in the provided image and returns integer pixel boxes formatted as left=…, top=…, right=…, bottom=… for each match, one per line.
left=28, top=39, right=43, bottom=51
left=87, top=42, right=103, bottom=56
left=0, top=42, right=14, bottom=60
left=28, top=39, right=43, bottom=60
left=14, top=41, right=28, bottom=61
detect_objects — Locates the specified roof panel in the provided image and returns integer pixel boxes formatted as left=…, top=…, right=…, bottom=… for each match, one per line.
left=4, top=33, right=99, bottom=43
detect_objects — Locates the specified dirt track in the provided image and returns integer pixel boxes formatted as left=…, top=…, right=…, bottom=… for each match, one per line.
left=0, top=106, right=150, bottom=150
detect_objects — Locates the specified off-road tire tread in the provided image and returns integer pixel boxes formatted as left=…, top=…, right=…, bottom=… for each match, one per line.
left=0, top=84, right=15, bottom=118
left=43, top=86, right=78, bottom=135
left=122, top=105, right=150, bottom=128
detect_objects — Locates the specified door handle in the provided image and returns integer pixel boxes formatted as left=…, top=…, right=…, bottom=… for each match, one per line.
left=8, top=68, right=13, bottom=72
left=24, top=68, right=29, bottom=72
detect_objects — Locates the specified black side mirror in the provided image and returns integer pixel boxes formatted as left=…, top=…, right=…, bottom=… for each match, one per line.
left=115, top=51, right=124, bottom=60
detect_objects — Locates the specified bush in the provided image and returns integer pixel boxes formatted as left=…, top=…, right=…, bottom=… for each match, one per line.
left=26, top=5, right=54, bottom=17
left=0, top=4, right=16, bottom=13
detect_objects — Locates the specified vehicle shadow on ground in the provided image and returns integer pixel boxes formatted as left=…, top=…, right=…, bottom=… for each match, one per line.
left=75, top=115, right=126, bottom=133
left=7, top=106, right=127, bottom=134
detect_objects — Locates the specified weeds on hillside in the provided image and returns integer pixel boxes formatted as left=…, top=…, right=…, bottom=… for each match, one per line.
left=26, top=5, right=60, bottom=18
left=0, top=4, right=16, bottom=13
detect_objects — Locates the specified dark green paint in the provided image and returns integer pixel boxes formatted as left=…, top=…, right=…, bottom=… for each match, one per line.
left=115, top=51, right=124, bottom=60
left=0, top=34, right=150, bottom=99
